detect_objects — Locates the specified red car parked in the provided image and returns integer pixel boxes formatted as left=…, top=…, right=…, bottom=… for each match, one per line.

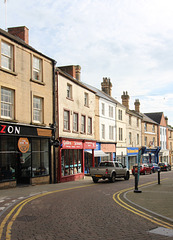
left=132, top=164, right=152, bottom=175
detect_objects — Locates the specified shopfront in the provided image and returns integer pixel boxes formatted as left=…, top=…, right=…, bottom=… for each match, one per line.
left=84, top=143, right=109, bottom=173
left=127, top=147, right=138, bottom=171
left=142, top=147, right=161, bottom=164
left=115, top=147, right=127, bottom=166
left=159, top=149, right=169, bottom=163
left=101, top=143, right=116, bottom=161
left=0, top=122, right=52, bottom=188
left=58, top=138, right=96, bottom=182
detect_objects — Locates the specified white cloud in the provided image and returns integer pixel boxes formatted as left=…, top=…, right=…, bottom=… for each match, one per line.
left=1, top=0, right=173, bottom=124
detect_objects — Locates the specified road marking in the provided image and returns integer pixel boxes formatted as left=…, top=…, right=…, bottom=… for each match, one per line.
left=113, top=179, right=173, bottom=229
left=149, top=227, right=173, bottom=237
left=0, top=183, right=95, bottom=240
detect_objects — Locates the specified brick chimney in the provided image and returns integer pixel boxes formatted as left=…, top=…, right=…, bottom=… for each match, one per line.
left=8, top=26, right=29, bottom=44
left=58, top=65, right=81, bottom=81
left=165, top=116, right=168, bottom=125
left=134, top=99, right=140, bottom=113
left=101, top=77, right=112, bottom=96
left=75, top=65, right=81, bottom=81
left=121, top=91, right=130, bottom=109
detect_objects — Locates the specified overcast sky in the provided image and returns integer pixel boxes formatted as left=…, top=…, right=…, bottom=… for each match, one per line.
left=1, top=0, right=173, bottom=125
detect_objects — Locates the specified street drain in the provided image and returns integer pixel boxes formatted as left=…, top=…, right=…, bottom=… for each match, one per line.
left=149, top=227, right=173, bottom=237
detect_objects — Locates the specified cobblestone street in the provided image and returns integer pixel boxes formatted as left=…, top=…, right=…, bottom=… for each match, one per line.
left=0, top=172, right=173, bottom=240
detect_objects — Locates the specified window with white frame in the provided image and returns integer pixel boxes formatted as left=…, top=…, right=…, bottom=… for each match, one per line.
left=1, top=41, right=13, bottom=71
left=109, top=126, right=114, bottom=140
left=101, top=103, right=105, bottom=115
left=101, top=124, right=105, bottom=139
left=109, top=106, right=113, bottom=118
left=81, top=115, right=86, bottom=133
left=118, top=109, right=122, bottom=120
left=119, top=128, right=123, bottom=141
left=88, top=117, right=92, bottom=134
left=1, top=87, right=14, bottom=119
left=144, top=136, right=147, bottom=146
left=73, top=112, right=78, bottom=132
left=67, top=84, right=72, bottom=99
left=84, top=92, right=89, bottom=107
left=64, top=110, right=70, bottom=130
left=33, top=96, right=43, bottom=123
left=33, top=56, right=42, bottom=81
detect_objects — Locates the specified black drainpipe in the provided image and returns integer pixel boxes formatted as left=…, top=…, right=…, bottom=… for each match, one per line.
left=53, top=60, right=57, bottom=183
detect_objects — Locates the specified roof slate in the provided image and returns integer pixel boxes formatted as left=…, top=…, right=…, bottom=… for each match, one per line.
left=144, top=112, right=163, bottom=124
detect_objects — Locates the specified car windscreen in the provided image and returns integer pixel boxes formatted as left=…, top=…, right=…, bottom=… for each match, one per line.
left=99, top=162, right=114, bottom=167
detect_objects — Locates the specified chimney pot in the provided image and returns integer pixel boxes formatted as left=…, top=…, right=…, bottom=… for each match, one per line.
left=134, top=99, right=140, bottom=113
left=121, top=91, right=130, bottom=109
left=101, top=77, right=112, bottom=96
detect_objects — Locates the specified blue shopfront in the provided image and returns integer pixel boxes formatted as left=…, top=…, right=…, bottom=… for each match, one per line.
left=127, top=147, right=139, bottom=171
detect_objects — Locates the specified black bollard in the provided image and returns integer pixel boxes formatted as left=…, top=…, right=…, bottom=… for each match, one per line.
left=158, top=169, right=160, bottom=184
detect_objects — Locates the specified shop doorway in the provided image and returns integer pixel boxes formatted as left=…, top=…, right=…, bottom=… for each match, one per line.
left=16, top=152, right=31, bottom=184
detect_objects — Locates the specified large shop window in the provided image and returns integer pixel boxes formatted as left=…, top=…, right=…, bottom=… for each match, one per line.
left=0, top=136, right=16, bottom=181
left=32, top=139, right=49, bottom=177
left=61, top=149, right=82, bottom=176
left=0, top=136, right=49, bottom=182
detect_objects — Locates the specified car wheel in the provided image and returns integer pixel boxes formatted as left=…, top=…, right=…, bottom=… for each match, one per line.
left=92, top=177, right=98, bottom=183
left=111, top=172, right=116, bottom=183
left=124, top=172, right=130, bottom=180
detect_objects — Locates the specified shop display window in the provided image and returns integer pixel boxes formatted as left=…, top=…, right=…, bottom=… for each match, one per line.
left=0, top=136, right=50, bottom=182
left=61, top=149, right=82, bottom=177
left=0, top=136, right=16, bottom=181
left=32, top=139, right=49, bottom=176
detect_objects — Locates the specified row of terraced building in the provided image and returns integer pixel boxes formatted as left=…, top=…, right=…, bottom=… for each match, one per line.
left=0, top=26, right=173, bottom=188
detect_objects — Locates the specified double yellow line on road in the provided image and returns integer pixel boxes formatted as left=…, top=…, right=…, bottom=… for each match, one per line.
left=113, top=180, right=173, bottom=229
left=0, top=184, right=94, bottom=240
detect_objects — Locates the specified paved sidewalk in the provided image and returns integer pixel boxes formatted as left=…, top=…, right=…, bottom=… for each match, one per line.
left=124, top=178, right=173, bottom=222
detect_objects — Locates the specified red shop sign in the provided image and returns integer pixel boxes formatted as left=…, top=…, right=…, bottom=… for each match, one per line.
left=62, top=140, right=83, bottom=149
left=84, top=141, right=96, bottom=149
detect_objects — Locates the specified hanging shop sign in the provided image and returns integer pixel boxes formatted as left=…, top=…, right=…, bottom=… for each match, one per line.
left=18, top=137, right=30, bottom=153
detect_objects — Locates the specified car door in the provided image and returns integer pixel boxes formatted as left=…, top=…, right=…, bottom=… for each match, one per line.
left=117, top=162, right=125, bottom=176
